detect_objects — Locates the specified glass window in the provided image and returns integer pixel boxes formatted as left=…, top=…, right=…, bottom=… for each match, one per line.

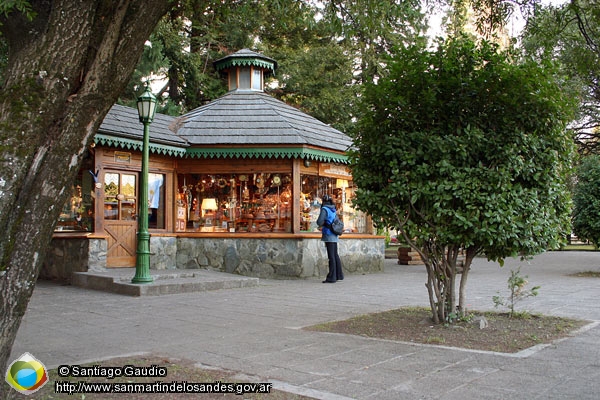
left=120, top=174, right=137, bottom=220
left=239, top=67, right=251, bottom=89
left=148, top=173, right=165, bottom=229
left=104, top=172, right=136, bottom=221
left=104, top=173, right=119, bottom=220
left=55, top=168, right=95, bottom=232
left=300, top=174, right=367, bottom=234
left=300, top=175, right=332, bottom=231
left=176, top=170, right=367, bottom=234
left=178, top=173, right=292, bottom=233
left=103, top=172, right=165, bottom=228
left=228, top=71, right=237, bottom=90
left=252, top=68, right=262, bottom=90
left=341, top=185, right=368, bottom=234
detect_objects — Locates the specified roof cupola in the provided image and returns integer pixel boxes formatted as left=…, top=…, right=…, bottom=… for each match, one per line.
left=213, top=48, right=277, bottom=92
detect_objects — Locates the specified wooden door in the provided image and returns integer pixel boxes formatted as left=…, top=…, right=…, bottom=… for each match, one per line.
left=104, top=171, right=138, bottom=267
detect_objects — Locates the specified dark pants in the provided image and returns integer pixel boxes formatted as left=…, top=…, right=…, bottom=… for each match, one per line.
left=325, top=242, right=344, bottom=282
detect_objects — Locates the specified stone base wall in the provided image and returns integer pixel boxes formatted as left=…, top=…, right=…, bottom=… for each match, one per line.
left=42, top=236, right=384, bottom=281
left=41, top=237, right=107, bottom=281
left=150, top=236, right=385, bottom=279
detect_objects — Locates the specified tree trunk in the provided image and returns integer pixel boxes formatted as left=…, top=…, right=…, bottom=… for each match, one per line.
left=410, top=238, right=466, bottom=324
left=423, top=259, right=440, bottom=324
left=400, top=231, right=442, bottom=324
left=0, top=1, right=171, bottom=397
left=446, top=245, right=458, bottom=318
left=422, top=240, right=451, bottom=323
left=458, top=246, right=478, bottom=314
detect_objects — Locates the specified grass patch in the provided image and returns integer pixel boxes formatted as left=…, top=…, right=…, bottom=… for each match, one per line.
left=30, top=355, right=313, bottom=400
left=559, top=244, right=597, bottom=251
left=305, top=307, right=589, bottom=354
left=569, top=271, right=600, bottom=278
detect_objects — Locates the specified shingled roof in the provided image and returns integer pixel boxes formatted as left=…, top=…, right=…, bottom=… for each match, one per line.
left=97, top=104, right=180, bottom=145
left=95, top=104, right=186, bottom=157
left=95, top=49, right=352, bottom=163
left=175, top=91, right=352, bottom=152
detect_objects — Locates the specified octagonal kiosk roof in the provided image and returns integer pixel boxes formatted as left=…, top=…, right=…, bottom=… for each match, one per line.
left=174, top=49, right=352, bottom=163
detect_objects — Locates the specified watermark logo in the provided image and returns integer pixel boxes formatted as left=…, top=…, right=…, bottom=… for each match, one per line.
left=5, top=352, right=49, bottom=395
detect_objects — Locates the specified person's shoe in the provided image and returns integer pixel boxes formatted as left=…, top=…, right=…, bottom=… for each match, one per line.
left=322, top=280, right=336, bottom=283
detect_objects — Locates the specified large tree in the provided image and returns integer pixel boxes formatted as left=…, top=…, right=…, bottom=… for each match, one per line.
left=572, top=155, right=600, bottom=247
left=350, top=35, right=576, bottom=324
left=119, top=0, right=258, bottom=114
left=120, top=0, right=429, bottom=130
left=0, top=1, right=172, bottom=396
left=522, top=0, right=600, bottom=154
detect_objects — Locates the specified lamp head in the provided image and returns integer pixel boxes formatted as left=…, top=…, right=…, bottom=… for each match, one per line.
left=137, top=84, right=157, bottom=124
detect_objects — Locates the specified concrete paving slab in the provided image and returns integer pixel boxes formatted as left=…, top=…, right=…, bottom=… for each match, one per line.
left=9, top=251, right=600, bottom=399
left=71, top=267, right=259, bottom=296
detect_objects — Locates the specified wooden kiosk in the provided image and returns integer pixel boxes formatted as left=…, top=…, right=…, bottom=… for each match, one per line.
left=45, top=49, right=384, bottom=280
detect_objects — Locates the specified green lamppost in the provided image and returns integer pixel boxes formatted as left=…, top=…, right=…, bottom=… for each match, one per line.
left=132, top=85, right=157, bottom=284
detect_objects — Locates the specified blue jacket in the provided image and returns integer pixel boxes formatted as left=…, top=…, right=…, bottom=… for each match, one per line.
left=317, top=204, right=338, bottom=243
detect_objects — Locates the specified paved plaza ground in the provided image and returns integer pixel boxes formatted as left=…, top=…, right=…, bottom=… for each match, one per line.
left=11, top=251, right=600, bottom=399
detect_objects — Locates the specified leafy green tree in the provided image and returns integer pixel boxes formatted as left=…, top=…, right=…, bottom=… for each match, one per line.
left=121, top=0, right=342, bottom=118
left=118, top=1, right=234, bottom=114
left=573, top=155, right=600, bottom=247
left=166, top=0, right=261, bottom=108
left=122, top=0, right=429, bottom=128
left=267, top=0, right=427, bottom=132
left=323, top=0, right=427, bottom=84
left=522, top=0, right=600, bottom=154
left=262, top=2, right=358, bottom=132
left=268, top=42, right=357, bottom=133
left=118, top=27, right=173, bottom=111
left=350, top=35, right=576, bottom=324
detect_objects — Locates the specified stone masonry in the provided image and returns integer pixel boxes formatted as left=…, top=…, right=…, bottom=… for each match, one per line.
left=41, top=237, right=107, bottom=281
left=42, top=236, right=384, bottom=281
left=151, top=236, right=385, bottom=279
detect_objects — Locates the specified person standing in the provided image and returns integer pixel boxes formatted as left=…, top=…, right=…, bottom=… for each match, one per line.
left=317, top=194, right=344, bottom=283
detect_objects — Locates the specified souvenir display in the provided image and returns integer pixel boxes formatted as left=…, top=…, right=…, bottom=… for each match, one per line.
left=178, top=173, right=293, bottom=232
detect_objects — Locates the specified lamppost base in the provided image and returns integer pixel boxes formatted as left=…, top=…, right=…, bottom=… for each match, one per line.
left=131, top=276, right=154, bottom=284
left=132, top=255, right=154, bottom=284
left=132, top=231, right=153, bottom=284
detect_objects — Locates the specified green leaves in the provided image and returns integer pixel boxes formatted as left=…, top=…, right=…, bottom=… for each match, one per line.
left=0, top=0, right=35, bottom=20
left=573, top=155, right=600, bottom=246
left=522, top=0, right=599, bottom=154
left=351, top=35, right=575, bottom=260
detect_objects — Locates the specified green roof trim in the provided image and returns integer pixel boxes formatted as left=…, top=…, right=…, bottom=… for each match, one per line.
left=186, top=147, right=348, bottom=163
left=215, top=58, right=275, bottom=72
left=94, top=134, right=188, bottom=158
left=94, top=134, right=348, bottom=163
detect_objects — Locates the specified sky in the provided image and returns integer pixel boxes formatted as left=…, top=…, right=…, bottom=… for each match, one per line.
left=426, top=0, right=569, bottom=40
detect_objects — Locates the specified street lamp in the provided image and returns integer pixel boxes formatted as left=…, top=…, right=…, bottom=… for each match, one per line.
left=132, top=85, right=157, bottom=284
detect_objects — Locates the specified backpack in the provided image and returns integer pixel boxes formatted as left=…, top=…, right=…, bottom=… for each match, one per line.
left=324, top=207, right=344, bottom=236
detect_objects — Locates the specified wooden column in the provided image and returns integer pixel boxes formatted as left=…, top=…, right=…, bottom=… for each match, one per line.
left=292, top=159, right=302, bottom=233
